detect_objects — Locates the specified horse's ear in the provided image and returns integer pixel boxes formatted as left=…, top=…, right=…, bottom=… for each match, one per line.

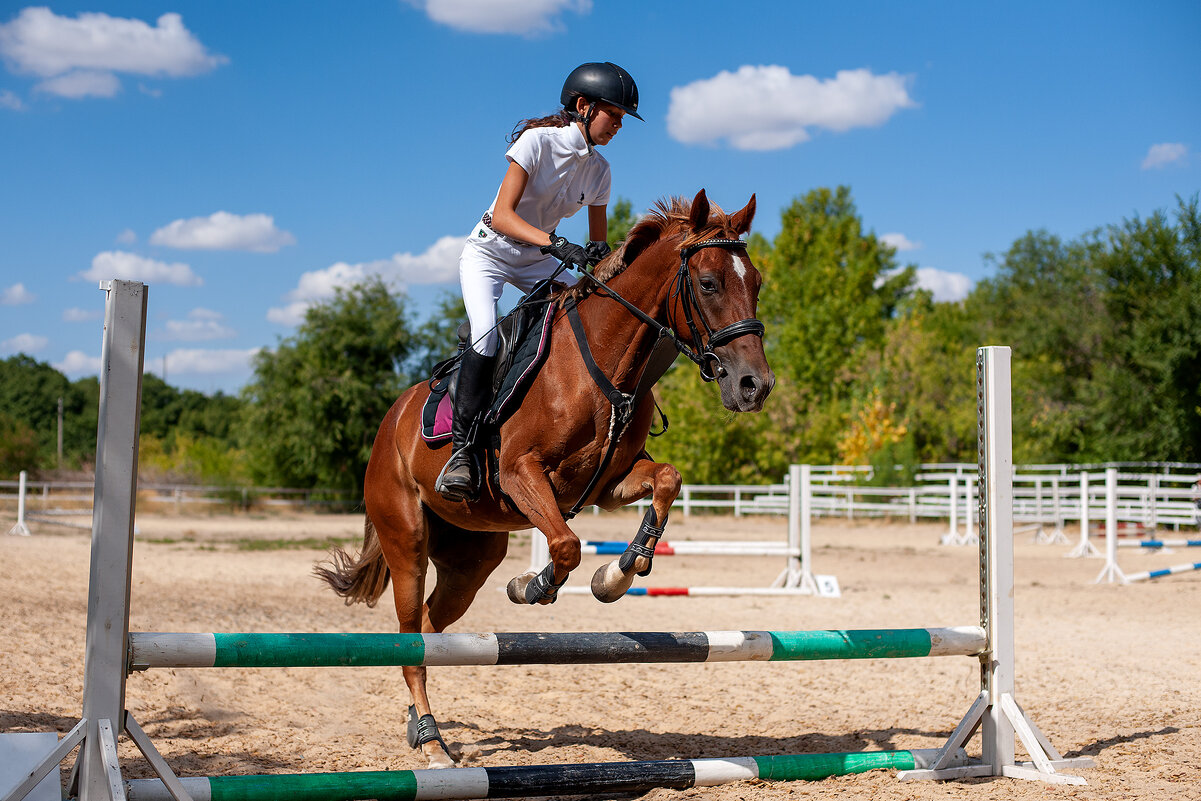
left=688, top=189, right=710, bottom=232
left=729, top=194, right=756, bottom=236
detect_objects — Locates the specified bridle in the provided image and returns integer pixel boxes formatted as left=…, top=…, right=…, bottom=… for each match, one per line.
left=550, top=235, right=766, bottom=519
left=574, top=236, right=765, bottom=382
left=671, top=238, right=766, bottom=381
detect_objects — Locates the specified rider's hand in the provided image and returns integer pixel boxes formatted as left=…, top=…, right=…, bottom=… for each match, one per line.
left=541, top=236, right=590, bottom=271
left=584, top=240, right=611, bottom=265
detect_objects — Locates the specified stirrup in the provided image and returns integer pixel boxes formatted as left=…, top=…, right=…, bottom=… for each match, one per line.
left=434, top=447, right=479, bottom=502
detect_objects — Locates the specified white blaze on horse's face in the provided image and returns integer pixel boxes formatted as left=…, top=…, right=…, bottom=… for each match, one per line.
left=730, top=251, right=749, bottom=281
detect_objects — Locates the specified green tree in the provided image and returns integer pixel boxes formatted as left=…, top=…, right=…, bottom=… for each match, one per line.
left=0, top=411, right=40, bottom=476
left=238, top=278, right=414, bottom=494
left=408, top=291, right=467, bottom=378
left=607, top=197, right=636, bottom=248
left=1084, top=196, right=1201, bottom=461
left=762, top=186, right=914, bottom=392
left=753, top=186, right=915, bottom=469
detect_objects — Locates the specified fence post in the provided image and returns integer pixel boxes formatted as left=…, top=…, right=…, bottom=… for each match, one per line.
left=8, top=470, right=32, bottom=536
left=1094, top=468, right=1126, bottom=583
left=1067, top=471, right=1099, bottom=557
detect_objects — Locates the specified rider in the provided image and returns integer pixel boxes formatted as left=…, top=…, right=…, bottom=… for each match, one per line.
left=435, top=62, right=642, bottom=502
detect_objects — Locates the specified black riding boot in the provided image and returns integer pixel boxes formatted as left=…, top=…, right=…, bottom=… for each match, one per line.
left=435, top=348, right=496, bottom=502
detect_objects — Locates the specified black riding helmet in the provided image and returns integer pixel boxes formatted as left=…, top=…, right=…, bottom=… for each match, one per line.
left=561, top=62, right=643, bottom=121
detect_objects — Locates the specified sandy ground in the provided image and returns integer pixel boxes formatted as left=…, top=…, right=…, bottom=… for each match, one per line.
left=2, top=507, right=1199, bottom=801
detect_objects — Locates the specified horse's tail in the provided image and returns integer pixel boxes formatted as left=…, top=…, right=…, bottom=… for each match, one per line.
left=313, top=515, right=391, bottom=607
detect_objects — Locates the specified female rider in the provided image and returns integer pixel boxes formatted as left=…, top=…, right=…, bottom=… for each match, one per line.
left=436, top=62, right=641, bottom=502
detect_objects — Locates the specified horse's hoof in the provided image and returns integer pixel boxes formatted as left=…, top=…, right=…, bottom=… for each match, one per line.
left=591, top=561, right=633, bottom=603
left=423, top=743, right=456, bottom=770
left=506, top=572, right=537, bottom=604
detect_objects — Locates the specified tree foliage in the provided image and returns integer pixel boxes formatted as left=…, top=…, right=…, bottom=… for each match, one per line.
left=237, top=278, right=413, bottom=494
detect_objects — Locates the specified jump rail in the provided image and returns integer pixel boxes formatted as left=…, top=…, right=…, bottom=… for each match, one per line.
left=1, top=289, right=1092, bottom=801
left=127, top=627, right=985, bottom=670
left=124, top=749, right=961, bottom=801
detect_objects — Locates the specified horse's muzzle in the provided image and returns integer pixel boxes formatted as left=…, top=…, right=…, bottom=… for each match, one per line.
left=721, top=366, right=774, bottom=412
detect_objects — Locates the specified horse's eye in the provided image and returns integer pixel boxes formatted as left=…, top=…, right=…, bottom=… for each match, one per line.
left=699, top=277, right=718, bottom=293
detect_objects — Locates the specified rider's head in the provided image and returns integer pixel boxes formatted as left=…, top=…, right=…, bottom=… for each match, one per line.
left=561, top=62, right=642, bottom=147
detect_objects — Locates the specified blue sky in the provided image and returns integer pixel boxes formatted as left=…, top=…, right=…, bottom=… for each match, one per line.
left=1, top=1, right=1198, bottom=394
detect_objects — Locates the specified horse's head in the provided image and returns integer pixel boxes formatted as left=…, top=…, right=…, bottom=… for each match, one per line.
left=675, top=189, right=774, bottom=411
left=612, top=189, right=774, bottom=412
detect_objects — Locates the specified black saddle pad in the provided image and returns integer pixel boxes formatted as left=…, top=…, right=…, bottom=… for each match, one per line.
left=420, top=285, right=558, bottom=445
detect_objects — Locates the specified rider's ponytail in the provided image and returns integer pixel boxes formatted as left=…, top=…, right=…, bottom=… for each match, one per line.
left=507, top=109, right=573, bottom=144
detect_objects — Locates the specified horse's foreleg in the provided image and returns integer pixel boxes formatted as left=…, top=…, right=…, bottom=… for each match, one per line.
left=590, top=456, right=682, bottom=602
left=500, top=461, right=582, bottom=605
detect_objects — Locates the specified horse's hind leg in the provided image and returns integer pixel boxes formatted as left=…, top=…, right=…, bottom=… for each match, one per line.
left=590, top=454, right=682, bottom=602
left=397, top=520, right=509, bottom=769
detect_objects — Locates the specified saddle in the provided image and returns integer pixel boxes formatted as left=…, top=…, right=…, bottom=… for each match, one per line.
left=420, top=281, right=558, bottom=445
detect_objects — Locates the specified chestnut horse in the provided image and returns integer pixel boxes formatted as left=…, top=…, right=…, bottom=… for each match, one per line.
left=316, top=189, right=773, bottom=768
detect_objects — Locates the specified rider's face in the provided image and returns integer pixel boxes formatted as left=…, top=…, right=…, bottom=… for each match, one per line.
left=578, top=99, right=625, bottom=146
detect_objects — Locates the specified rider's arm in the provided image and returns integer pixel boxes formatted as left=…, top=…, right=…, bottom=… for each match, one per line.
left=490, top=163, right=555, bottom=248
left=588, top=204, right=608, bottom=245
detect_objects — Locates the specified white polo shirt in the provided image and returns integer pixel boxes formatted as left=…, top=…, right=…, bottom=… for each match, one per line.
left=485, top=122, right=611, bottom=237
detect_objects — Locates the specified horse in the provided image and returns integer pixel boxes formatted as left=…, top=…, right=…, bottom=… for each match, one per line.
left=315, top=189, right=774, bottom=769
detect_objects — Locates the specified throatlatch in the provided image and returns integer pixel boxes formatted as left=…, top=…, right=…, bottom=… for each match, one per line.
left=619, top=506, right=667, bottom=577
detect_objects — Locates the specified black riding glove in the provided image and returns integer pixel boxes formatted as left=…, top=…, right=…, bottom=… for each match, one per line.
left=541, top=236, right=590, bottom=271
left=584, top=240, right=612, bottom=265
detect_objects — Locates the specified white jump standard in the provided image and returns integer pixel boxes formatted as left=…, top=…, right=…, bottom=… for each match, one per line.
left=2, top=294, right=1092, bottom=801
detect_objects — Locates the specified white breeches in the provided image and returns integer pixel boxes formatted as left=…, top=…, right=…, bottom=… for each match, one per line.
left=458, top=233, right=577, bottom=355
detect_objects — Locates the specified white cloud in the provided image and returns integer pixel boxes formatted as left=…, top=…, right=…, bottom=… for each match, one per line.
left=1141, top=142, right=1188, bottom=170
left=266, top=301, right=310, bottom=327
left=34, top=69, right=120, bottom=98
left=81, top=250, right=202, bottom=287
left=0, top=88, right=23, bottom=109
left=0, top=8, right=226, bottom=77
left=63, top=307, right=102, bottom=322
left=162, top=347, right=261, bottom=375
left=914, top=267, right=973, bottom=302
left=408, top=0, right=591, bottom=35
left=668, top=65, right=916, bottom=151
left=116, top=228, right=137, bottom=245
left=269, top=235, right=463, bottom=324
left=0, top=8, right=226, bottom=99
left=54, top=349, right=102, bottom=376
left=163, top=308, right=236, bottom=341
left=150, top=211, right=296, bottom=253
left=2, top=282, right=35, bottom=305
left=880, top=232, right=921, bottom=252
left=1, top=332, right=48, bottom=354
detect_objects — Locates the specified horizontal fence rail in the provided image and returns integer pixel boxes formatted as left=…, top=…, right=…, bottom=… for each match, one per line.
left=124, top=749, right=963, bottom=801
left=5, top=464, right=1197, bottom=527
left=127, top=627, right=987, bottom=670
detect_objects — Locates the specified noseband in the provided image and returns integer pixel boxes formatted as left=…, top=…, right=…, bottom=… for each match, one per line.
left=673, top=238, right=766, bottom=381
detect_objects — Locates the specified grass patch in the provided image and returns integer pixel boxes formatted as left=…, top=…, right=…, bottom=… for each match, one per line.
left=232, top=536, right=357, bottom=551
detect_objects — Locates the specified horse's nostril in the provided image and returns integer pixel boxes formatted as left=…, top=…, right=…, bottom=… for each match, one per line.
left=740, top=375, right=759, bottom=400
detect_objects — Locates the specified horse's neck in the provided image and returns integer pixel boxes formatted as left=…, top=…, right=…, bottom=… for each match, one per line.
left=573, top=261, right=673, bottom=390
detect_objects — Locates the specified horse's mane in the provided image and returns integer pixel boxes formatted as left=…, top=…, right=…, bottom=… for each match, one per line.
left=559, top=196, right=741, bottom=304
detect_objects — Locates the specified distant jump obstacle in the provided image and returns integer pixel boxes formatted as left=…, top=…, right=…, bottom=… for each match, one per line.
left=1095, top=464, right=1201, bottom=584
left=1, top=283, right=1091, bottom=801
left=527, top=462, right=826, bottom=596
left=5, top=469, right=94, bottom=534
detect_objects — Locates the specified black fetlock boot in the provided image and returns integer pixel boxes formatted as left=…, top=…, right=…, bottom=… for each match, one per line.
left=435, top=348, right=496, bottom=502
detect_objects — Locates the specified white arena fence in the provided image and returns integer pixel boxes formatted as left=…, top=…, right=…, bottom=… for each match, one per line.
left=5, top=464, right=1197, bottom=533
